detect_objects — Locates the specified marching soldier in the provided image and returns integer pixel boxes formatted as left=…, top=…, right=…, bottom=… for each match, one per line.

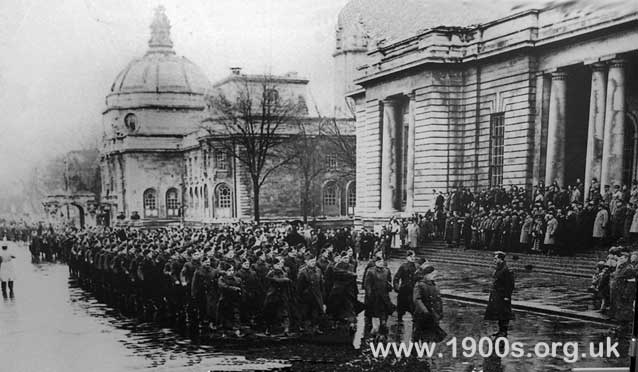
left=296, top=253, right=325, bottom=334
left=393, top=250, right=417, bottom=322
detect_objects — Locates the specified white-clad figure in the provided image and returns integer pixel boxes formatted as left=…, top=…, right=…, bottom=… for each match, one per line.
left=0, top=242, right=16, bottom=298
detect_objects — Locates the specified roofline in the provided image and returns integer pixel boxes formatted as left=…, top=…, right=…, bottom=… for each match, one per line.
left=212, top=74, right=309, bottom=88
left=102, top=103, right=206, bottom=115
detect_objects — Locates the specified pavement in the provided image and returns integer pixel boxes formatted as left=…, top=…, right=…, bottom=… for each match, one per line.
left=358, top=258, right=614, bottom=324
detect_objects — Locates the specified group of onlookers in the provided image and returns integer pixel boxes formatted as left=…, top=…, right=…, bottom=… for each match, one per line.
left=383, top=179, right=638, bottom=256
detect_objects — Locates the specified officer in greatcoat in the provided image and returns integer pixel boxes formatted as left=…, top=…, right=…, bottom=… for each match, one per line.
left=392, top=250, right=417, bottom=322
left=484, top=251, right=515, bottom=338
left=364, top=255, right=394, bottom=336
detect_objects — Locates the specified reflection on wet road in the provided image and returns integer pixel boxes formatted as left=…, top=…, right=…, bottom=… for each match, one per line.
left=0, top=242, right=631, bottom=372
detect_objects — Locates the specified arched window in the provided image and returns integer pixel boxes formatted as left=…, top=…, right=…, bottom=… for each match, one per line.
left=189, top=187, right=193, bottom=208
left=204, top=185, right=209, bottom=209
left=215, top=183, right=232, bottom=209
left=143, top=188, right=158, bottom=217
left=166, top=188, right=179, bottom=217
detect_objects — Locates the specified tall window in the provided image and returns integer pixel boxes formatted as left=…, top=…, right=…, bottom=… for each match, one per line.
left=347, top=183, right=356, bottom=215
left=323, top=183, right=337, bottom=206
left=143, top=188, right=158, bottom=217
left=216, top=184, right=232, bottom=209
left=166, top=188, right=179, bottom=217
left=326, top=154, right=338, bottom=170
left=489, top=113, right=505, bottom=187
left=204, top=185, right=209, bottom=209
left=216, top=150, right=228, bottom=170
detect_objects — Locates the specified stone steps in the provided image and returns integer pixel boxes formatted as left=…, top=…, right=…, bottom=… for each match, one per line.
left=388, top=241, right=607, bottom=278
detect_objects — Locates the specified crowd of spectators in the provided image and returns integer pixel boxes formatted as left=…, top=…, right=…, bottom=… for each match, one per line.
left=385, top=179, right=638, bottom=256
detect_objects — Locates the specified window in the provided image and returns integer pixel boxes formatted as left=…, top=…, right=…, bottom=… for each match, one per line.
left=323, top=183, right=337, bottom=206
left=188, top=158, right=192, bottom=180
left=326, top=154, right=338, bottom=170
left=166, top=188, right=179, bottom=217
left=124, top=113, right=137, bottom=131
left=348, top=183, right=356, bottom=209
left=204, top=185, right=209, bottom=208
left=143, top=188, right=158, bottom=217
left=216, top=184, right=232, bottom=209
left=216, top=150, right=228, bottom=170
left=264, top=88, right=279, bottom=103
left=489, top=113, right=505, bottom=187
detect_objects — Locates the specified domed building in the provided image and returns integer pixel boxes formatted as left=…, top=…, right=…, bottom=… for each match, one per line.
left=99, top=7, right=355, bottom=226
left=100, top=6, right=211, bottom=225
left=337, top=0, right=638, bottom=226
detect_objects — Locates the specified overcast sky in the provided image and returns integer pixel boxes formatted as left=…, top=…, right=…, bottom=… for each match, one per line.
left=0, top=0, right=347, bottom=192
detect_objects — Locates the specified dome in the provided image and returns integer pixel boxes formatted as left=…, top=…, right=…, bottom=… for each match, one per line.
left=106, top=6, right=210, bottom=107
left=110, top=54, right=210, bottom=95
left=337, top=0, right=521, bottom=48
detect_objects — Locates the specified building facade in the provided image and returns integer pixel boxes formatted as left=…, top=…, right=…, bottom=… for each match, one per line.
left=99, top=7, right=354, bottom=226
left=335, top=0, right=638, bottom=225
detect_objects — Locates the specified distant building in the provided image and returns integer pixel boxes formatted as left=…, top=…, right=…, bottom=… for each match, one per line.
left=98, top=7, right=354, bottom=226
left=335, top=0, right=638, bottom=225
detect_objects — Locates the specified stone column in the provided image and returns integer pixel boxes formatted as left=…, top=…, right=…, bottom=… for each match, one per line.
left=405, top=93, right=416, bottom=214
left=584, top=63, right=607, bottom=201
left=380, top=98, right=398, bottom=212
left=532, top=73, right=551, bottom=187
left=601, top=58, right=626, bottom=189
left=544, top=71, right=567, bottom=187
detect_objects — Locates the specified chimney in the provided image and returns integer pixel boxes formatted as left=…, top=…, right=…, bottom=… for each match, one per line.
left=230, top=67, right=242, bottom=75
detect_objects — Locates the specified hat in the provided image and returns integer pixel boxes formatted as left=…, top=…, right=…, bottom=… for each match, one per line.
left=494, top=251, right=506, bottom=259
left=374, top=255, right=384, bottom=262
left=420, top=264, right=435, bottom=275
left=304, top=252, right=315, bottom=261
left=406, top=250, right=415, bottom=257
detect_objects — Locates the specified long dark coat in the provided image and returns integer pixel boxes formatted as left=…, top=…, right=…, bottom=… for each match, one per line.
left=412, top=279, right=444, bottom=343
left=393, top=261, right=417, bottom=315
left=484, top=263, right=515, bottom=321
left=610, top=262, right=636, bottom=322
left=364, top=266, right=395, bottom=317
left=297, top=265, right=324, bottom=320
left=326, top=262, right=363, bottom=320
left=263, top=268, right=292, bottom=321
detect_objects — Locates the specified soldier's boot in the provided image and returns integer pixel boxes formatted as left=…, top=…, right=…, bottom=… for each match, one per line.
left=8, top=281, right=14, bottom=298
left=1, top=281, right=7, bottom=299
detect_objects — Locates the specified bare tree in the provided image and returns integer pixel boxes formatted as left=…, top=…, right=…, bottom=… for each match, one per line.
left=320, top=118, right=356, bottom=179
left=288, top=120, right=328, bottom=223
left=203, top=75, right=306, bottom=224
left=287, top=117, right=356, bottom=223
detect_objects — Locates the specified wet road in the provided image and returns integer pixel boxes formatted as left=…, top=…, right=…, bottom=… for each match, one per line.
left=0, top=242, right=632, bottom=372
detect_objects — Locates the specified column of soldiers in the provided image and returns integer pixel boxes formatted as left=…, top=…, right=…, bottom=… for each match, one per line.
left=66, top=225, right=366, bottom=338
left=589, top=247, right=637, bottom=323
left=28, top=230, right=75, bottom=263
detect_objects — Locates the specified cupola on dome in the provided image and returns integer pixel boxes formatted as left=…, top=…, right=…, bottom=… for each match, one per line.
left=106, top=6, right=211, bottom=109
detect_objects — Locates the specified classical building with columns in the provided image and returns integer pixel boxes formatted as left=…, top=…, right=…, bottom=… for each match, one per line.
left=99, top=7, right=354, bottom=226
left=334, top=0, right=638, bottom=225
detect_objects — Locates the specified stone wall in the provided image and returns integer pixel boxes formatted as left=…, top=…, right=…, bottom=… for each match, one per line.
left=121, top=152, right=183, bottom=219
